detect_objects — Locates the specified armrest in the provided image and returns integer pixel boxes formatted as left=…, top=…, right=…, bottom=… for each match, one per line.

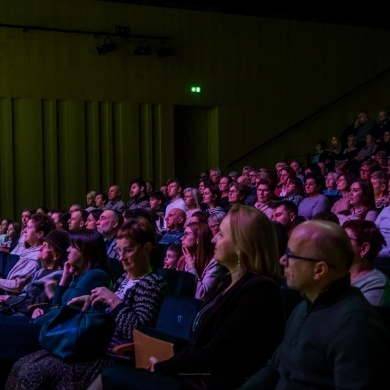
left=111, top=342, right=135, bottom=356
left=27, top=303, right=48, bottom=311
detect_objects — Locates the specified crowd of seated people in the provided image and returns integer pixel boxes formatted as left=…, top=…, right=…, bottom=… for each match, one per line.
left=2, top=109, right=390, bottom=387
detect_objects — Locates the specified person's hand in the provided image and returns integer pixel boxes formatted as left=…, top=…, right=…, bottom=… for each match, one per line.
left=67, top=295, right=92, bottom=311
left=148, top=356, right=159, bottom=372
left=43, top=278, right=58, bottom=299
left=91, top=287, right=121, bottom=310
left=31, top=308, right=45, bottom=319
left=60, top=261, right=78, bottom=285
left=182, top=245, right=196, bottom=269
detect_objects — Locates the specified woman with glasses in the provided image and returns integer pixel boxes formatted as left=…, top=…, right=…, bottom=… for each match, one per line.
left=207, top=211, right=226, bottom=237
left=342, top=219, right=390, bottom=306
left=336, top=178, right=378, bottom=225
left=6, top=220, right=169, bottom=389
left=93, top=204, right=285, bottom=390
left=298, top=173, right=331, bottom=220
left=227, top=182, right=247, bottom=211
left=331, top=172, right=357, bottom=214
left=254, top=178, right=278, bottom=219
left=177, top=222, right=221, bottom=300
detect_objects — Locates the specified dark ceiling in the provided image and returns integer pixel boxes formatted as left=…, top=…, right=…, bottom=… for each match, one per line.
left=100, top=1, right=390, bottom=29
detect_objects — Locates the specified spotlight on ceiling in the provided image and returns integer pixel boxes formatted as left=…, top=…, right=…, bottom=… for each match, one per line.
left=96, top=37, right=116, bottom=55
left=157, top=40, right=172, bottom=58
left=134, top=40, right=152, bottom=56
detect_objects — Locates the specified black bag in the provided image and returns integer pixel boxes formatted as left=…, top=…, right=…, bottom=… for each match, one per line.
left=39, top=305, right=116, bottom=361
left=0, top=294, right=29, bottom=315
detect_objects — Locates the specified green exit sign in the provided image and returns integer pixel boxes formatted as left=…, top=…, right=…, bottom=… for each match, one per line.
left=191, top=86, right=201, bottom=93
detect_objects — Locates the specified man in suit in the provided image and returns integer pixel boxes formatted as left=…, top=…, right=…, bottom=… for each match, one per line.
left=105, top=185, right=127, bottom=213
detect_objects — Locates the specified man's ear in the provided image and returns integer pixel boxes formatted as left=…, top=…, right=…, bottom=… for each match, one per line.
left=313, top=262, right=328, bottom=280
left=289, top=212, right=297, bottom=223
left=360, top=242, right=370, bottom=258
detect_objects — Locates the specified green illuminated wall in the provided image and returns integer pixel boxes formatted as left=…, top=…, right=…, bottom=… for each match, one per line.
left=1, top=0, right=390, bottom=218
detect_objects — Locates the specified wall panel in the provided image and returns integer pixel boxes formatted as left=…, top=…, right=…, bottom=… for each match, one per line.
left=13, top=98, right=44, bottom=215
left=0, top=98, right=15, bottom=219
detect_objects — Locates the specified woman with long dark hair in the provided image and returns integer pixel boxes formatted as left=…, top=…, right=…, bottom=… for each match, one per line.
left=336, top=178, right=378, bottom=225
left=6, top=220, right=169, bottom=389
left=177, top=222, right=220, bottom=300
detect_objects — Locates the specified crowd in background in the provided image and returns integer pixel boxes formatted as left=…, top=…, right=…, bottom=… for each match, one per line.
left=0, top=108, right=390, bottom=388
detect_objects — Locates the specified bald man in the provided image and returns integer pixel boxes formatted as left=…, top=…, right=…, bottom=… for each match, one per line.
left=155, top=208, right=186, bottom=269
left=241, top=220, right=390, bottom=390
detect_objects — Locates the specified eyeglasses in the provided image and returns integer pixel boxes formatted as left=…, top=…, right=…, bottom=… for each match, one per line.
left=182, top=232, right=195, bottom=238
left=360, top=168, right=370, bottom=173
left=284, top=248, right=335, bottom=269
left=208, top=224, right=220, bottom=230
left=228, top=189, right=238, bottom=195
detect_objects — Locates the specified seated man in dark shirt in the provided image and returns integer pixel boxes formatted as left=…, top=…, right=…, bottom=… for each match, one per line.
left=240, top=220, right=390, bottom=390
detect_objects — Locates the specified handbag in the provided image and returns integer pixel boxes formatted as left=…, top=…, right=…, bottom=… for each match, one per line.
left=39, top=305, right=116, bottom=361
left=0, top=294, right=29, bottom=315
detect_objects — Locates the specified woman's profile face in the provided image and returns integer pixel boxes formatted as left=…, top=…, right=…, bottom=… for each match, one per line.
left=202, top=188, right=214, bottom=205
left=326, top=175, right=337, bottom=190
left=85, top=214, right=98, bottom=230
left=228, top=186, right=242, bottom=204
left=181, top=227, right=197, bottom=249
left=212, top=214, right=236, bottom=267
left=184, top=191, right=196, bottom=208
left=336, top=176, right=347, bottom=192
left=6, top=224, right=16, bottom=238
left=95, top=195, right=104, bottom=208
left=66, top=244, right=83, bottom=272
left=117, top=237, right=149, bottom=277
left=349, top=183, right=364, bottom=206
left=279, top=170, right=289, bottom=185
left=257, top=184, right=272, bottom=203
left=219, top=178, right=230, bottom=192
left=0, top=220, right=8, bottom=234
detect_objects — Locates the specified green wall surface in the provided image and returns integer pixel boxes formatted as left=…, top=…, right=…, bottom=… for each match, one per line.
left=1, top=0, right=390, bottom=218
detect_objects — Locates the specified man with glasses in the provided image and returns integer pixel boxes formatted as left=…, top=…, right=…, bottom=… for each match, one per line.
left=240, top=220, right=390, bottom=390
